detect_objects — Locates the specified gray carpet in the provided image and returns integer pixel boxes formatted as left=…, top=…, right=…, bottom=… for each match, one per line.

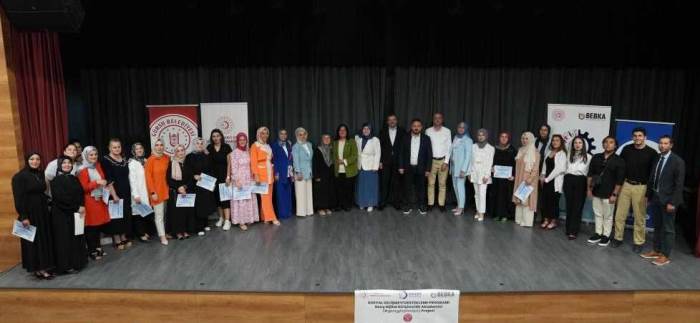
left=1, top=208, right=699, bottom=293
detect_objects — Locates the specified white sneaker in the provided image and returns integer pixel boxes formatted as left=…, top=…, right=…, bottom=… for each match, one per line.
left=222, top=220, right=232, bottom=231
left=215, top=217, right=224, bottom=227
left=197, top=231, right=205, bottom=236
left=204, top=226, right=211, bottom=231
left=367, top=207, right=374, bottom=213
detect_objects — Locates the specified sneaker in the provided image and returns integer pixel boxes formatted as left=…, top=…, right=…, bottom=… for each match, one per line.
left=367, top=207, right=374, bottom=213
left=197, top=231, right=205, bottom=236
left=222, top=220, right=232, bottom=231
left=652, top=256, right=671, bottom=266
left=640, top=250, right=662, bottom=259
left=610, top=239, right=623, bottom=248
left=419, top=208, right=427, bottom=215
left=587, top=234, right=602, bottom=244
left=215, top=217, right=224, bottom=227
left=204, top=226, right=211, bottom=232
left=598, top=236, right=610, bottom=247
left=402, top=209, right=412, bottom=215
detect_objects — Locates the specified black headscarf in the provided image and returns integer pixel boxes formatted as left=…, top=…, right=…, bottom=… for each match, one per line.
left=24, top=152, right=42, bottom=173
left=55, top=155, right=74, bottom=177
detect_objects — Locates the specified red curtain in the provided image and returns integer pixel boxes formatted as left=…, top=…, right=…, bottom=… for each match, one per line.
left=9, top=26, right=68, bottom=165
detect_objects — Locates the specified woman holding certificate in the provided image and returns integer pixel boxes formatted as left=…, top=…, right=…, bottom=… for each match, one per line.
left=488, top=132, right=516, bottom=221
left=251, top=127, right=280, bottom=225
left=449, top=122, right=472, bottom=216
left=145, top=139, right=170, bottom=245
left=187, top=138, right=217, bottom=236
left=78, top=146, right=112, bottom=260
left=101, top=138, right=133, bottom=250
left=50, top=156, right=88, bottom=274
left=512, top=132, right=540, bottom=227
left=207, top=129, right=233, bottom=231
left=128, top=142, right=154, bottom=242
left=12, top=152, right=54, bottom=279
left=468, top=128, right=495, bottom=221
left=167, top=145, right=196, bottom=239
left=563, top=136, right=592, bottom=240
left=539, top=134, right=567, bottom=230
left=227, top=133, right=260, bottom=230
left=292, top=127, right=315, bottom=216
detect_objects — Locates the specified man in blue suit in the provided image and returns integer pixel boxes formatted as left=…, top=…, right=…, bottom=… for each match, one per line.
left=640, top=135, right=685, bottom=266
left=398, top=119, right=433, bottom=215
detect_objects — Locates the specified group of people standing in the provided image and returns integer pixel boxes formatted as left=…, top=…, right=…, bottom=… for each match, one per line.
left=11, top=113, right=686, bottom=280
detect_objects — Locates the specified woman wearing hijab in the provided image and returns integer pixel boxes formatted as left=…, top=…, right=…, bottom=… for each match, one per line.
left=488, top=132, right=517, bottom=221
left=78, top=146, right=112, bottom=260
left=128, top=142, right=154, bottom=242
left=292, top=127, right=314, bottom=216
left=167, top=144, right=196, bottom=239
left=186, top=137, right=217, bottom=236
left=207, top=129, right=233, bottom=230
left=512, top=132, right=540, bottom=227
left=227, top=133, right=260, bottom=230
left=50, top=156, right=87, bottom=274
left=333, top=124, right=359, bottom=211
left=539, top=134, right=567, bottom=230
left=355, top=123, right=381, bottom=213
left=468, top=128, right=495, bottom=221
left=145, top=139, right=170, bottom=245
left=271, top=129, right=294, bottom=219
left=101, top=138, right=133, bottom=250
left=563, top=136, right=592, bottom=240
left=450, top=122, right=473, bottom=216
left=12, top=152, right=55, bottom=279
left=251, top=127, right=280, bottom=225
left=312, top=134, right=337, bottom=216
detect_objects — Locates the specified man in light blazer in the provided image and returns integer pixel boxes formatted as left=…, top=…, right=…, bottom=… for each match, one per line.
left=398, top=118, right=433, bottom=215
left=640, top=135, right=685, bottom=266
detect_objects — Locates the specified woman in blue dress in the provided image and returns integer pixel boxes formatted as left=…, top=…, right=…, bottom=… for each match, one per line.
left=450, top=122, right=473, bottom=216
left=355, top=123, right=381, bottom=213
left=271, top=129, right=294, bottom=219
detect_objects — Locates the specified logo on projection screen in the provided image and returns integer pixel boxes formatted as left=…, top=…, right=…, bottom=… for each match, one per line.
left=150, top=114, right=198, bottom=155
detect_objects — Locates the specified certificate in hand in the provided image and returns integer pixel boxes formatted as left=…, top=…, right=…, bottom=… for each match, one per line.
left=133, top=203, right=154, bottom=217
left=513, top=182, right=534, bottom=202
left=251, top=183, right=269, bottom=195
left=74, top=212, right=85, bottom=235
left=108, top=199, right=124, bottom=219
left=102, top=187, right=110, bottom=205
left=219, top=183, right=233, bottom=202
left=12, top=220, right=36, bottom=242
left=232, top=186, right=253, bottom=201
left=176, top=194, right=196, bottom=207
left=493, top=165, right=513, bottom=179
left=196, top=173, right=217, bottom=192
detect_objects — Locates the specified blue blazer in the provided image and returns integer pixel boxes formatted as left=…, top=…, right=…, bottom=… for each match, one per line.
left=292, top=142, right=314, bottom=180
left=450, top=136, right=473, bottom=176
left=271, top=141, right=293, bottom=184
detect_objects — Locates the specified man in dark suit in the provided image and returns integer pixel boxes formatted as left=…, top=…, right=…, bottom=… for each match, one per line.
left=378, top=113, right=406, bottom=211
left=640, top=135, right=685, bottom=266
left=398, top=118, right=432, bottom=215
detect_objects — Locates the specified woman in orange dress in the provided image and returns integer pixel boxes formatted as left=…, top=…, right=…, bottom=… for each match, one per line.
left=250, top=127, right=280, bottom=225
left=77, top=146, right=113, bottom=260
left=145, top=139, right=171, bottom=245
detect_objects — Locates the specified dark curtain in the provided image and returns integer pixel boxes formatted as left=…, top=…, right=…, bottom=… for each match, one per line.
left=10, top=27, right=68, bottom=165
left=81, top=67, right=386, bottom=151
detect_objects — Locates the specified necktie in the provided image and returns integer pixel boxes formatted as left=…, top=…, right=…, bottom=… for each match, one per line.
left=653, top=155, right=665, bottom=191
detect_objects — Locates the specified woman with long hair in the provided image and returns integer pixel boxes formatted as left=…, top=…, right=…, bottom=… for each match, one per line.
left=563, top=136, right=592, bottom=240
left=207, top=129, right=233, bottom=230
left=332, top=124, right=359, bottom=211
left=539, top=134, right=567, bottom=230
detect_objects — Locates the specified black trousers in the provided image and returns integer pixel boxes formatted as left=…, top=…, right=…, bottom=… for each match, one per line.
left=336, top=173, right=356, bottom=210
left=379, top=159, right=403, bottom=209
left=86, top=224, right=107, bottom=253
left=403, top=166, right=427, bottom=210
left=542, top=181, right=561, bottom=220
left=133, top=213, right=155, bottom=237
left=563, top=174, right=587, bottom=235
left=650, top=195, right=677, bottom=257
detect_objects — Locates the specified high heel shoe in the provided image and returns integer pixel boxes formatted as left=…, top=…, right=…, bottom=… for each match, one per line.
left=540, top=220, right=550, bottom=228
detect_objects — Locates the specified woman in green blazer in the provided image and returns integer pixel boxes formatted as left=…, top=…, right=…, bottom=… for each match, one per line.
left=332, top=124, right=358, bottom=211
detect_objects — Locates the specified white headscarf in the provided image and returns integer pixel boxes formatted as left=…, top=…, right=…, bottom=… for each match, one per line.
left=81, top=146, right=103, bottom=199
left=516, top=132, right=537, bottom=172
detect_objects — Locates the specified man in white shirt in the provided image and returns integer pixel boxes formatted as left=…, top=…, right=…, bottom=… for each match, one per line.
left=425, top=112, right=451, bottom=212
left=378, top=113, right=406, bottom=210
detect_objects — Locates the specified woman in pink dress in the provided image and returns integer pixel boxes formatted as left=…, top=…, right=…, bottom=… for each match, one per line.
left=227, top=133, right=259, bottom=231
